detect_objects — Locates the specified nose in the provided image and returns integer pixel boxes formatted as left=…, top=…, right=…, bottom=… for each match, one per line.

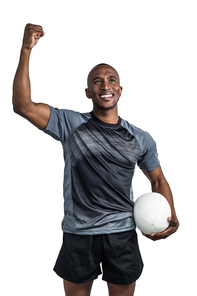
left=101, top=80, right=110, bottom=90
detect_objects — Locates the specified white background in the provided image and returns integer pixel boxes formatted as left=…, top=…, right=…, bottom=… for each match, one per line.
left=1, top=0, right=196, bottom=295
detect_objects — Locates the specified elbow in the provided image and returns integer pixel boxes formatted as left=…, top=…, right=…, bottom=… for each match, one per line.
left=12, top=95, right=20, bottom=114
left=13, top=103, right=24, bottom=115
left=13, top=106, right=28, bottom=117
left=12, top=97, right=28, bottom=116
left=13, top=104, right=20, bottom=114
left=151, top=177, right=167, bottom=191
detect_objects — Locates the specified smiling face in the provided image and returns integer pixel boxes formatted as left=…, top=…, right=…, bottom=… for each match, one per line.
left=85, top=64, right=122, bottom=112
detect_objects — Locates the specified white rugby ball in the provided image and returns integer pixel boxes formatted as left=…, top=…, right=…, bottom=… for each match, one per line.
left=134, top=192, right=171, bottom=235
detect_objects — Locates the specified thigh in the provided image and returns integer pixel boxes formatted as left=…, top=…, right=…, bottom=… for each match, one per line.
left=63, top=280, right=93, bottom=296
left=102, top=230, right=143, bottom=285
left=54, top=233, right=102, bottom=283
left=107, top=281, right=136, bottom=296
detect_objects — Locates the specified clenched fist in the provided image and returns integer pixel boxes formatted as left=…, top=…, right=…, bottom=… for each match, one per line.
left=22, top=23, right=44, bottom=50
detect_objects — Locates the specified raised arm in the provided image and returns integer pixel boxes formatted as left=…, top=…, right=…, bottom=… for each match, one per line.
left=142, top=165, right=179, bottom=241
left=12, top=24, right=50, bottom=129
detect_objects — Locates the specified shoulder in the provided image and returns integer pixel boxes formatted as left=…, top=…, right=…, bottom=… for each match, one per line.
left=120, top=118, right=158, bottom=157
left=49, top=106, right=91, bottom=122
left=43, top=106, right=91, bottom=142
left=48, top=106, right=91, bottom=129
left=120, top=118, right=152, bottom=142
left=121, top=118, right=160, bottom=170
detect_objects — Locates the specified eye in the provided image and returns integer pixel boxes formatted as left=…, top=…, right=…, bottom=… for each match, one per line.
left=94, top=80, right=101, bottom=84
left=109, top=79, right=116, bottom=83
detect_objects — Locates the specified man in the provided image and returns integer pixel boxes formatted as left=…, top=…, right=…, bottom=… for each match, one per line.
left=13, top=24, right=179, bottom=296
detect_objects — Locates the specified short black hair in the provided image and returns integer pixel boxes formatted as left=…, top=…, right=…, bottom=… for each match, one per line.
left=87, top=63, right=119, bottom=87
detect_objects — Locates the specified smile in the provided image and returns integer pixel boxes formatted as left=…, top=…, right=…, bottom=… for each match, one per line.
left=100, top=94, right=113, bottom=98
left=99, top=94, right=114, bottom=101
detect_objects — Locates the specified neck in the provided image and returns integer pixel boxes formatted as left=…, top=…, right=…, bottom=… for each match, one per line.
left=92, top=106, right=119, bottom=124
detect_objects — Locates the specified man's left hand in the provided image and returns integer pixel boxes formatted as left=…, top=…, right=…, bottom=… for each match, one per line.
left=142, top=217, right=179, bottom=241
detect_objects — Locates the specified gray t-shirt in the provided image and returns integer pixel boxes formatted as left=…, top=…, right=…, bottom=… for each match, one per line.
left=43, top=106, right=160, bottom=235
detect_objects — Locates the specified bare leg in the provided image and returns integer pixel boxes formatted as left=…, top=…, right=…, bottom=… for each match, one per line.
left=107, top=281, right=136, bottom=296
left=63, top=280, right=93, bottom=296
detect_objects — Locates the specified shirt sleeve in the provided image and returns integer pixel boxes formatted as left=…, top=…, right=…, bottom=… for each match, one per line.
left=137, top=131, right=160, bottom=172
left=42, top=105, right=87, bottom=143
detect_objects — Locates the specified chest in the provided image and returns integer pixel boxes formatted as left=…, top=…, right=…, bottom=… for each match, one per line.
left=68, top=122, right=141, bottom=168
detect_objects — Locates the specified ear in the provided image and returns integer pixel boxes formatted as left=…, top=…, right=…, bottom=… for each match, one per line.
left=119, top=86, right=123, bottom=97
left=85, top=88, right=91, bottom=99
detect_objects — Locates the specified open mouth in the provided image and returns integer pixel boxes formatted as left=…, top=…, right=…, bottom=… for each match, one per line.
left=99, top=94, right=114, bottom=101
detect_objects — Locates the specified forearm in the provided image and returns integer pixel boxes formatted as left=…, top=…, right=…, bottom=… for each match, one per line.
left=143, top=166, right=179, bottom=240
left=12, top=48, right=32, bottom=114
left=12, top=24, right=50, bottom=129
left=152, top=178, right=178, bottom=221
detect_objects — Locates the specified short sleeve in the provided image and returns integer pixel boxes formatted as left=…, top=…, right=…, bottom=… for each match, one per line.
left=42, top=105, right=90, bottom=143
left=137, top=132, right=160, bottom=172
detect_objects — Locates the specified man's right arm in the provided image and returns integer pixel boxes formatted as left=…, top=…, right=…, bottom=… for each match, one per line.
left=12, top=24, right=50, bottom=129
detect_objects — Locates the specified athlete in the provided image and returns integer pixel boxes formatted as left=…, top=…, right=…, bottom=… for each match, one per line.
left=12, top=24, right=179, bottom=296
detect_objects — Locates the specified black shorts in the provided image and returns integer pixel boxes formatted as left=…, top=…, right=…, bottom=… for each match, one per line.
left=54, top=230, right=143, bottom=285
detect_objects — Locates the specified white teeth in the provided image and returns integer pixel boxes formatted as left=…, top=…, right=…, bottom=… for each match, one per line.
left=100, top=95, right=112, bottom=98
